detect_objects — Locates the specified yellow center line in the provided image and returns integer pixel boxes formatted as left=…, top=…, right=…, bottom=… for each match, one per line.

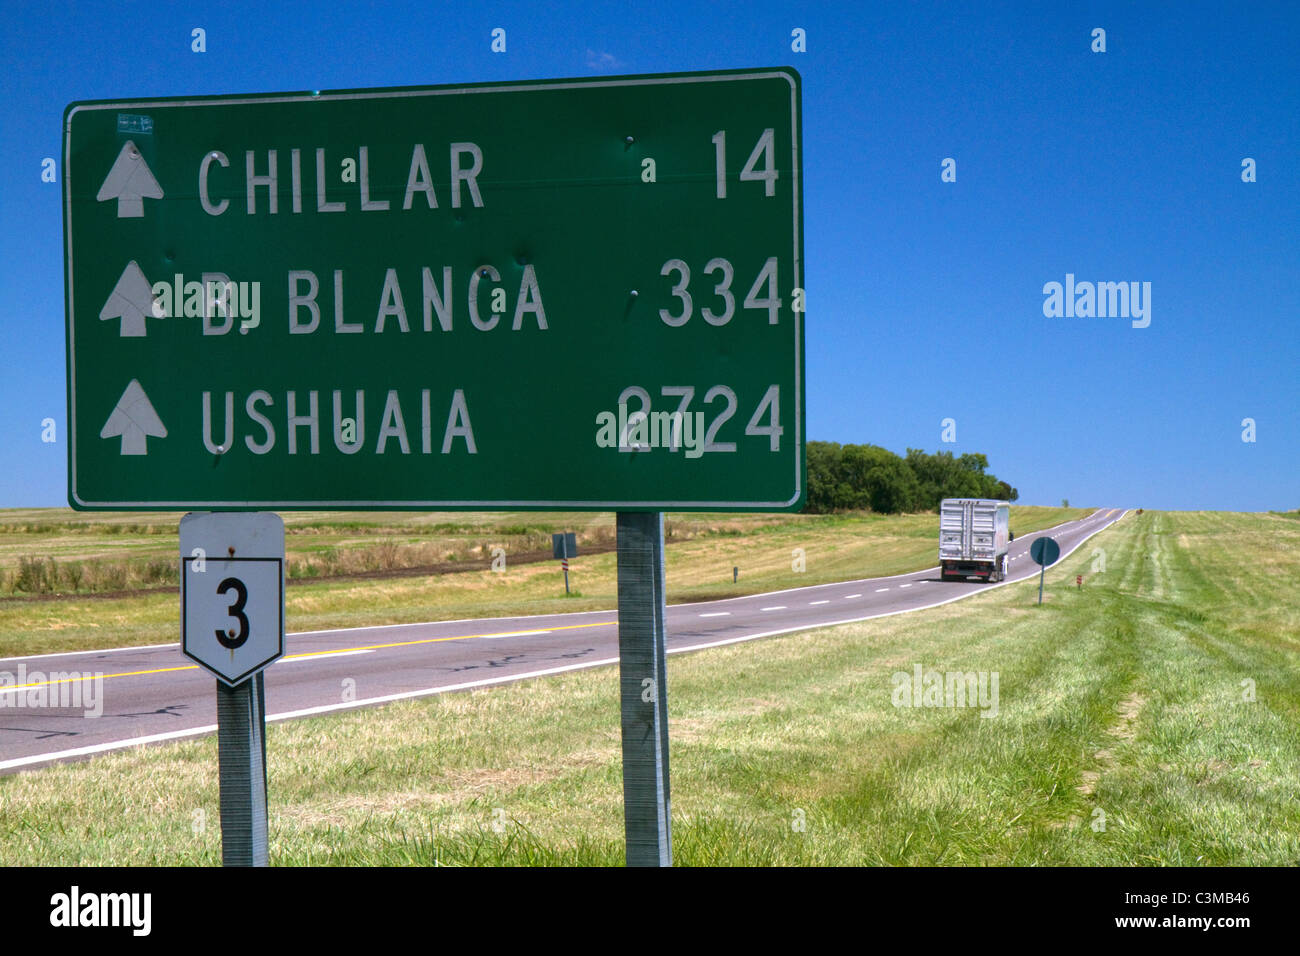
left=0, top=663, right=197, bottom=690
left=0, top=619, right=615, bottom=691
left=324, top=620, right=609, bottom=656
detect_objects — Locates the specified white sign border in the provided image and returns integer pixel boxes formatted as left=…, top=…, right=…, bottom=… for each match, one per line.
left=65, top=69, right=803, bottom=511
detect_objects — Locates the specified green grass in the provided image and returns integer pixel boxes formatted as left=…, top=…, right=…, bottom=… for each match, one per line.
left=1, top=508, right=1296, bottom=866
left=0, top=505, right=1083, bottom=657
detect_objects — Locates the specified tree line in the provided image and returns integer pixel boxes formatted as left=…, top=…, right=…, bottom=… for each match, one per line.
left=806, top=442, right=1018, bottom=514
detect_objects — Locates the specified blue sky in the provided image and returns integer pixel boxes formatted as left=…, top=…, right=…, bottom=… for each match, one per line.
left=1, top=0, right=1296, bottom=510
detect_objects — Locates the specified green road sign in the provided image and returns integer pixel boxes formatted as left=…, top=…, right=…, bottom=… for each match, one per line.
left=63, top=69, right=805, bottom=511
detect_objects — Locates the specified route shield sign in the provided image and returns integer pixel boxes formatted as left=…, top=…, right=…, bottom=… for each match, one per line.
left=180, top=512, right=285, bottom=685
left=63, top=69, right=805, bottom=511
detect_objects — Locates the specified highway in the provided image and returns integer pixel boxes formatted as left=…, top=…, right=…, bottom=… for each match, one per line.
left=0, top=508, right=1125, bottom=773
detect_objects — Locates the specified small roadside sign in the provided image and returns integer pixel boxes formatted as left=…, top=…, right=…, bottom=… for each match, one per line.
left=552, top=532, right=577, bottom=559
left=1030, top=537, right=1060, bottom=566
left=553, top=532, right=577, bottom=594
left=1029, top=535, right=1060, bottom=605
left=181, top=512, right=285, bottom=685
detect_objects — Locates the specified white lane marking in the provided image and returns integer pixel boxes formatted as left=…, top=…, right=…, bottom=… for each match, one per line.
left=1, top=510, right=1116, bottom=664
left=875, top=588, right=889, bottom=592
left=279, top=649, right=375, bottom=663
left=699, top=612, right=731, bottom=618
left=477, top=629, right=550, bottom=639
left=844, top=594, right=862, bottom=599
left=899, top=583, right=912, bottom=588
left=669, top=510, right=1101, bottom=610
left=7, top=511, right=1129, bottom=773
left=809, top=600, right=830, bottom=605
left=661, top=511, right=1129, bottom=657
left=761, top=606, right=787, bottom=611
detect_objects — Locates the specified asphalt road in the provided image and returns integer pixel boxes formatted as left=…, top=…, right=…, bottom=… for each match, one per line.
left=0, top=508, right=1125, bottom=773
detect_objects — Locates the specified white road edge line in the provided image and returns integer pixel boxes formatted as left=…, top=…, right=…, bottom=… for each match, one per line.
left=658, top=510, right=1127, bottom=657
left=0, top=509, right=1116, bottom=665
left=1, top=510, right=1127, bottom=772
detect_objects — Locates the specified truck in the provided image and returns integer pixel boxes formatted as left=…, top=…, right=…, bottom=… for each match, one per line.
left=939, top=498, right=1010, bottom=582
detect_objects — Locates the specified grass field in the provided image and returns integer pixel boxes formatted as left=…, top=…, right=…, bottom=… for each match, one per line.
left=0, top=505, right=1082, bottom=657
left=1, top=508, right=1297, bottom=866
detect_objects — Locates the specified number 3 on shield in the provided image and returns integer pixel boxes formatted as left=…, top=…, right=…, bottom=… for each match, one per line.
left=215, top=577, right=250, bottom=648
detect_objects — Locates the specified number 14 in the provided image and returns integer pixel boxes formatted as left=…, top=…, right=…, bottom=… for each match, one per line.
left=713, top=129, right=778, bottom=199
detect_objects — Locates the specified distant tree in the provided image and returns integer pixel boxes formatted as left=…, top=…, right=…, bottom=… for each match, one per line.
left=804, top=442, right=1017, bottom=514
left=1062, top=498, right=1069, bottom=508
left=843, top=444, right=919, bottom=513
left=805, top=441, right=844, bottom=513
left=905, top=449, right=985, bottom=509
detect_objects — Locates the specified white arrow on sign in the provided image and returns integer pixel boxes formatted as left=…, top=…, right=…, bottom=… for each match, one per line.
left=99, top=260, right=158, bottom=337
left=96, top=140, right=163, bottom=218
left=100, top=379, right=167, bottom=455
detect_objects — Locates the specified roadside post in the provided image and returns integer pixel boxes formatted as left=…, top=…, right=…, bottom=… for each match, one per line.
left=552, top=532, right=577, bottom=595
left=1030, top=536, right=1061, bottom=606
left=616, top=512, right=671, bottom=865
left=180, top=512, right=285, bottom=866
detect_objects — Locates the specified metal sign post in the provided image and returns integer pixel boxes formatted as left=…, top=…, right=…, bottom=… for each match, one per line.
left=616, top=512, right=671, bottom=866
left=1030, top=536, right=1061, bottom=606
left=180, top=512, right=285, bottom=867
left=216, top=672, right=269, bottom=866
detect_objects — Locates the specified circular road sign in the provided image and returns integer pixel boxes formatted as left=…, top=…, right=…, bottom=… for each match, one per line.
left=1030, top=536, right=1061, bottom=567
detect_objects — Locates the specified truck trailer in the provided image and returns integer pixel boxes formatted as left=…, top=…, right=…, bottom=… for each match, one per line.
left=939, top=498, right=1010, bottom=582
